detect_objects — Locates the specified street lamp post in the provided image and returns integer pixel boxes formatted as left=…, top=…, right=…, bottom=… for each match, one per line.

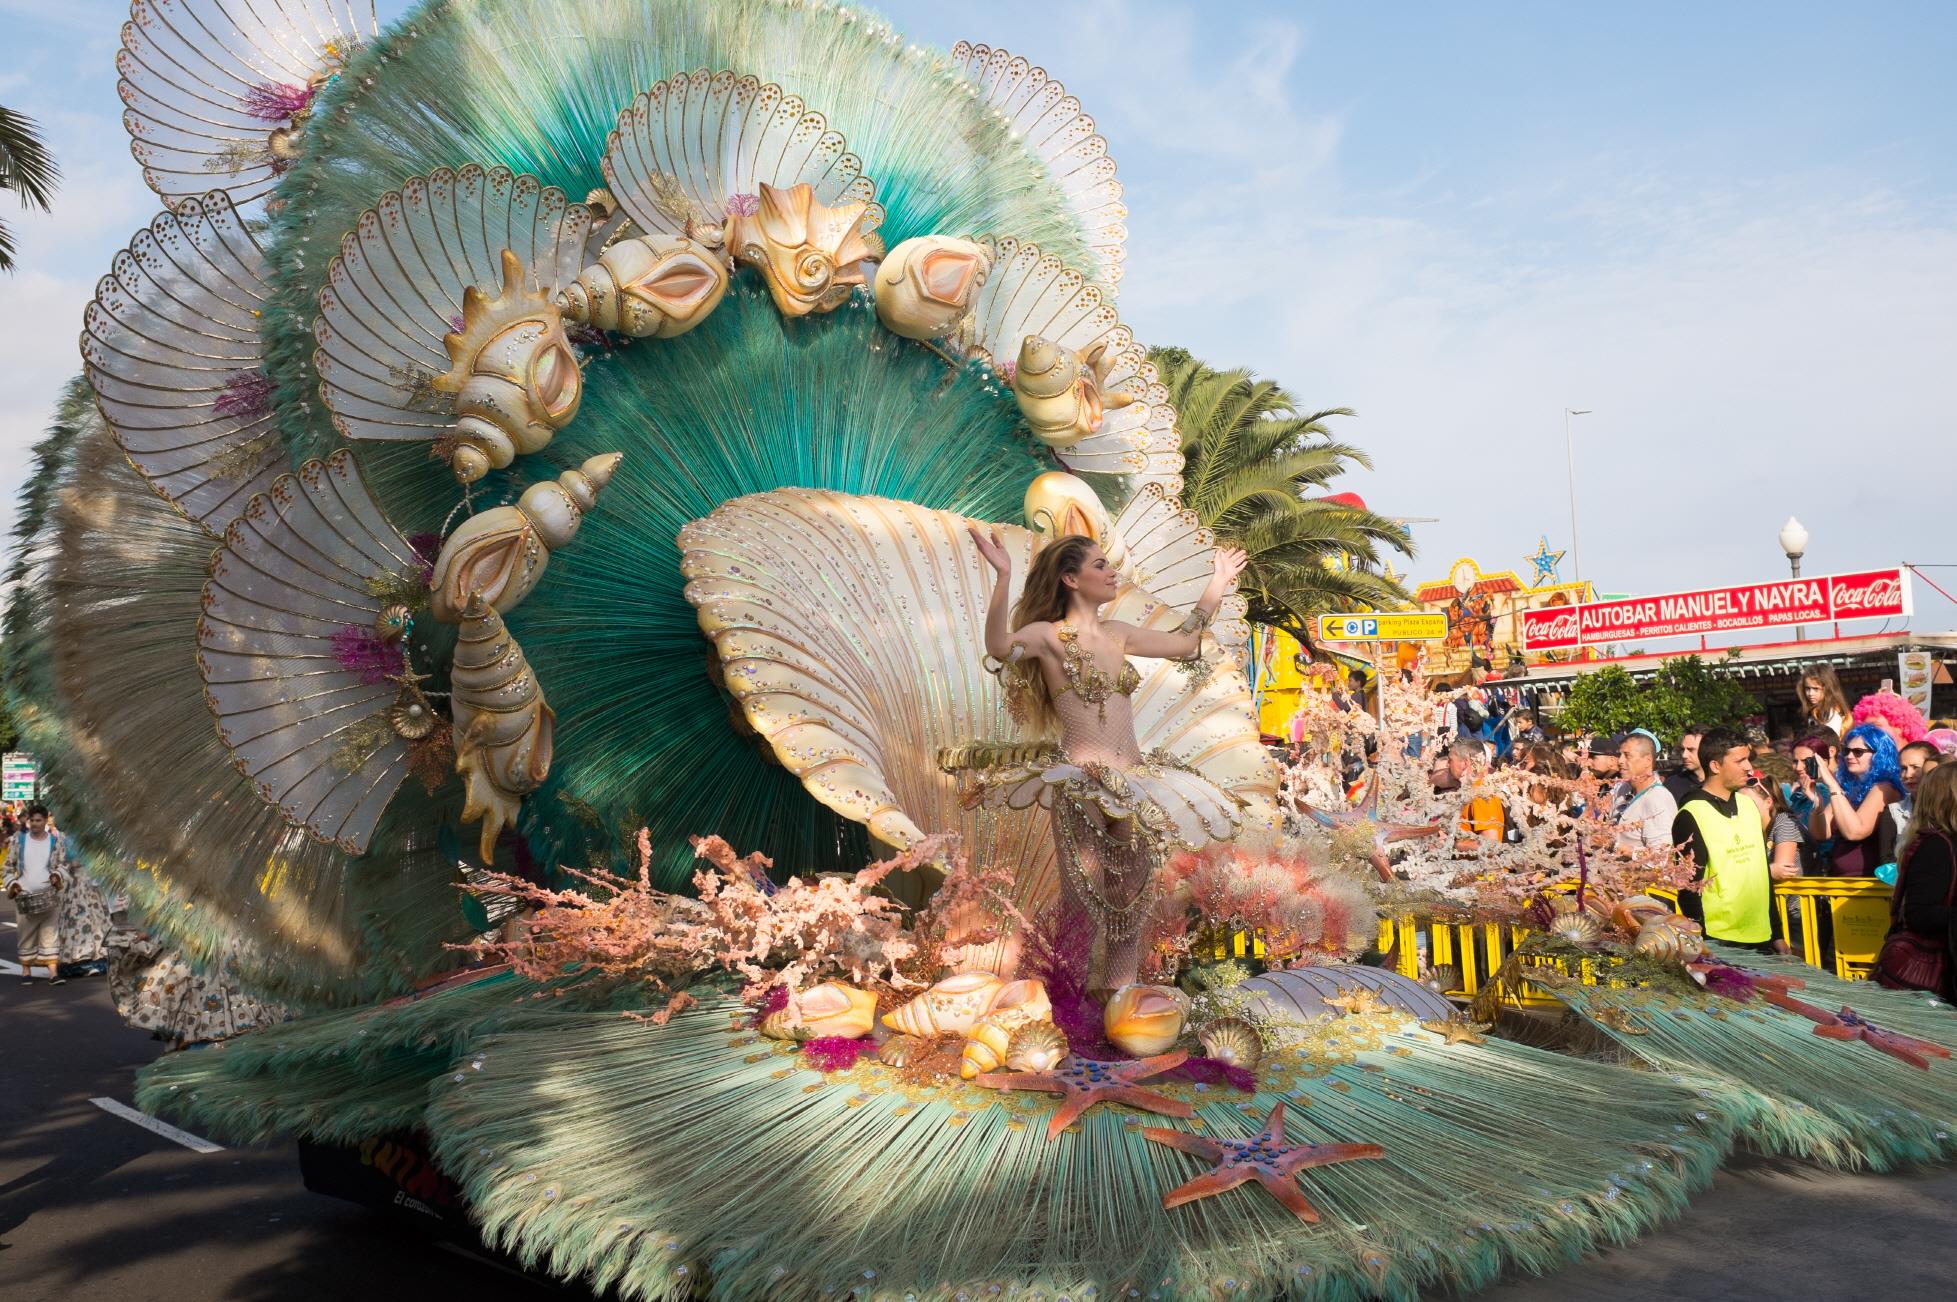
left=1779, top=516, right=1809, bottom=641
left=1564, top=408, right=1592, bottom=582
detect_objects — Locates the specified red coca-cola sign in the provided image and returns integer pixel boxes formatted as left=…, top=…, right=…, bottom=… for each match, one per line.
left=1521, top=567, right=1912, bottom=651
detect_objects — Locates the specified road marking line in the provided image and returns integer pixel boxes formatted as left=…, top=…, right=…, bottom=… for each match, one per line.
left=0, top=958, right=21, bottom=974
left=90, top=1097, right=224, bottom=1153
left=4, top=919, right=17, bottom=928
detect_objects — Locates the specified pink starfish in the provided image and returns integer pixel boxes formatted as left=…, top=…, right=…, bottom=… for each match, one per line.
left=1143, top=1101, right=1385, bottom=1222
left=1299, top=772, right=1442, bottom=882
left=976, top=1052, right=1194, bottom=1141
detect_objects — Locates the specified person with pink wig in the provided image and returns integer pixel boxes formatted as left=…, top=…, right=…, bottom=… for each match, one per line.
left=1853, top=691, right=1929, bottom=746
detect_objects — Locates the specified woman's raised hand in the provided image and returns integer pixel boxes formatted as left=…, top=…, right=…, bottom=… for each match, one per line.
left=968, top=524, right=1011, bottom=576
left=1212, top=546, right=1249, bottom=585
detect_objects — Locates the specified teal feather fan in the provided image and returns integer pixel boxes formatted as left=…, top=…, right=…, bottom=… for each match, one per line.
left=1, top=387, right=474, bottom=1008
left=506, top=281, right=1048, bottom=884
left=1552, top=970, right=1957, bottom=1171
left=261, top=0, right=1104, bottom=457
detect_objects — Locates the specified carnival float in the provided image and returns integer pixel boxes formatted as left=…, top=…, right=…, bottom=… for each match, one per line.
left=5, top=2, right=1956, bottom=1299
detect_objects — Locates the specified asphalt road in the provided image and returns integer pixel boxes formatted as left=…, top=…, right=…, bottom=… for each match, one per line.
left=6, top=903, right=1957, bottom=1301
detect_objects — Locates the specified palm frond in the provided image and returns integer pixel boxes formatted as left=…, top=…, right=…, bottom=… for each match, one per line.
left=0, top=106, right=58, bottom=273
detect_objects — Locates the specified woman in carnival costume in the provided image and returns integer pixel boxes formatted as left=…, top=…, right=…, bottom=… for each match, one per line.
left=969, top=526, right=1248, bottom=988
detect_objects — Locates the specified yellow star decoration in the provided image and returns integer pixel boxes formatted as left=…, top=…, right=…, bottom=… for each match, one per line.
left=1322, top=988, right=1392, bottom=1018
left=1418, top=1018, right=1490, bottom=1045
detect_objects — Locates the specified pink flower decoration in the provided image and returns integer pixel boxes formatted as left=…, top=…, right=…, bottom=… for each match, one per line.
left=213, top=371, right=273, bottom=421
left=800, top=1036, right=877, bottom=1072
left=725, top=193, right=760, bottom=217
left=241, top=82, right=317, bottom=121
left=330, top=625, right=399, bottom=686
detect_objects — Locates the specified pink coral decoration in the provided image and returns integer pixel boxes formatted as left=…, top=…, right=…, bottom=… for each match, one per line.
left=213, top=370, right=273, bottom=421
left=330, top=625, right=400, bottom=685
left=725, top=193, right=760, bottom=217
left=241, top=82, right=317, bottom=121
left=801, top=1037, right=878, bottom=1072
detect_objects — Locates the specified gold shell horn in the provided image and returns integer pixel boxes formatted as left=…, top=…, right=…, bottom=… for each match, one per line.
left=556, top=235, right=730, bottom=338
left=429, top=453, right=623, bottom=623
left=451, top=593, right=556, bottom=861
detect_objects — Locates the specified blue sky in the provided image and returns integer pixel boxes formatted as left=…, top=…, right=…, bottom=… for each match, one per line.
left=4, top=0, right=1954, bottom=637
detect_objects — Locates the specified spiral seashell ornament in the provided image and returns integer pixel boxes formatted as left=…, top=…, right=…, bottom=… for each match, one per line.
left=959, top=1016, right=1014, bottom=1079
left=880, top=971, right=1005, bottom=1038
left=760, top=981, right=878, bottom=1042
left=556, top=235, right=728, bottom=338
left=429, top=453, right=623, bottom=623
left=450, top=594, right=556, bottom=861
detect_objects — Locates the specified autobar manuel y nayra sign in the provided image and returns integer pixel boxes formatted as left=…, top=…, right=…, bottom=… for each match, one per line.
left=1519, top=568, right=1912, bottom=651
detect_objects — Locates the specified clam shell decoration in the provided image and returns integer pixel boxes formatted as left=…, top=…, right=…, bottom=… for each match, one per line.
left=556, top=235, right=729, bottom=338
left=873, top=235, right=991, bottom=339
left=877, top=1034, right=925, bottom=1067
left=1195, top=1017, right=1263, bottom=1072
left=959, top=1016, right=1014, bottom=1079
left=451, top=594, right=556, bottom=862
left=1103, top=984, right=1186, bottom=1057
left=760, top=981, right=878, bottom=1042
left=880, top=970, right=1005, bottom=1038
left=429, top=453, right=623, bottom=623
left=1236, top=966, right=1456, bottom=1028
left=1633, top=917, right=1705, bottom=963
left=1004, top=1020, right=1069, bottom=1073
left=983, top=978, right=1052, bottom=1030
left=1547, top=912, right=1605, bottom=949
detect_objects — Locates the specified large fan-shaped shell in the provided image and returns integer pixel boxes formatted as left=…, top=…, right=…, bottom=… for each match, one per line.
left=81, top=192, right=288, bottom=534
left=1106, top=484, right=1251, bottom=653
left=956, top=238, right=1179, bottom=492
left=678, top=489, right=1276, bottom=907
left=118, top=0, right=377, bottom=209
left=1237, top=966, right=1456, bottom=1028
left=197, top=450, right=424, bottom=853
left=950, top=42, right=1125, bottom=290
left=313, top=166, right=593, bottom=448
left=602, top=70, right=884, bottom=240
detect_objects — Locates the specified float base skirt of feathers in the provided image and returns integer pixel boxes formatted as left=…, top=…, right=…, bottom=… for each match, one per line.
left=5, top=1, right=1953, bottom=1299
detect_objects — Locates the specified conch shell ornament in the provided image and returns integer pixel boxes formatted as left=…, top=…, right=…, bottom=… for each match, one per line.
left=726, top=181, right=884, bottom=317
left=556, top=235, right=729, bottom=337
left=872, top=235, right=990, bottom=339
left=760, top=981, right=878, bottom=1042
left=881, top=971, right=1005, bottom=1038
left=451, top=594, right=556, bottom=861
left=429, top=453, right=623, bottom=623
left=1009, top=335, right=1137, bottom=448
left=433, top=249, right=583, bottom=483
left=1023, top=471, right=1112, bottom=548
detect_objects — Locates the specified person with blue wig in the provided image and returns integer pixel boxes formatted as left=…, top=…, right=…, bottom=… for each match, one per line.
left=1800, top=721, right=1904, bottom=876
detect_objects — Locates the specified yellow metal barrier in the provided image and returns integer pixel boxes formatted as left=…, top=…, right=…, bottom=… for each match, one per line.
left=1772, top=876, right=1892, bottom=981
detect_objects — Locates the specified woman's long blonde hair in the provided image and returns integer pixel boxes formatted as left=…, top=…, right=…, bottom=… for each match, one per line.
left=1904, top=762, right=1957, bottom=859
left=1003, top=535, right=1096, bottom=739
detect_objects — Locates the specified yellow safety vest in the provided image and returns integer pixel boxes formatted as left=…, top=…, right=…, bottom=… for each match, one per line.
left=1683, top=796, right=1772, bottom=944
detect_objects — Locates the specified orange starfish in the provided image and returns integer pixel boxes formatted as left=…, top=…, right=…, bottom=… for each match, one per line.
left=975, top=1052, right=1195, bottom=1141
left=1143, top=1101, right=1385, bottom=1222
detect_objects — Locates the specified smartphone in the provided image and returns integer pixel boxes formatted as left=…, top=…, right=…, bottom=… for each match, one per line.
left=1803, top=756, right=1821, bottom=781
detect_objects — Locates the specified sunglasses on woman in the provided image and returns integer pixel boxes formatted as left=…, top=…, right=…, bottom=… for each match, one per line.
left=1844, top=746, right=1875, bottom=757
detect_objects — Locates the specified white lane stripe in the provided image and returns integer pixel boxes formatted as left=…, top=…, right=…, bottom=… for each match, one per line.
left=90, top=1097, right=225, bottom=1153
left=0, top=958, right=21, bottom=974
left=4, top=919, right=17, bottom=927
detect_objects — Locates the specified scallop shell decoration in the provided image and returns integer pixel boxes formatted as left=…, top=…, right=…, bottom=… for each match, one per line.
left=1548, top=913, right=1605, bottom=949
left=880, top=971, right=1004, bottom=1038
left=556, top=236, right=729, bottom=338
left=118, top=0, right=377, bottom=209
left=1236, top=966, right=1456, bottom=1030
left=877, top=1034, right=925, bottom=1067
left=679, top=489, right=1276, bottom=908
left=1104, top=984, right=1187, bottom=1057
left=429, top=453, right=623, bottom=623
left=1195, top=1017, right=1263, bottom=1072
left=950, top=41, right=1126, bottom=290
left=197, top=452, right=425, bottom=853
left=1004, top=1020, right=1069, bottom=1073
left=760, top=981, right=879, bottom=1042
left=313, top=165, right=593, bottom=479
left=451, top=595, right=556, bottom=862
left=959, top=1016, right=1014, bottom=1079
left=600, top=70, right=881, bottom=248
left=82, top=192, right=290, bottom=534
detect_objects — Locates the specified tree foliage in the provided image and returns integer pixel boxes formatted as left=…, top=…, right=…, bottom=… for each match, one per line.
left=0, top=105, right=60, bottom=273
left=1555, top=656, right=1756, bottom=745
left=1149, top=346, right=1412, bottom=641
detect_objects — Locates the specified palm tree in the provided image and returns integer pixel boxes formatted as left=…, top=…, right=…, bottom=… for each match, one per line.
left=0, top=106, right=60, bottom=274
left=1150, top=346, right=1413, bottom=642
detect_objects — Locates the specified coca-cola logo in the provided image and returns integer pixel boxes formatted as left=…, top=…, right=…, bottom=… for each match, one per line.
left=1526, top=610, right=1580, bottom=641
left=1832, top=573, right=1905, bottom=614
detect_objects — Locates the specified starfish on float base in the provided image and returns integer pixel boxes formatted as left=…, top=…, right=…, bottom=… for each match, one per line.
left=1761, top=995, right=1953, bottom=1071
left=1143, top=1101, right=1385, bottom=1223
left=1299, top=772, right=1441, bottom=883
left=975, top=1052, right=1195, bottom=1141
left=1418, top=1017, right=1490, bottom=1045
left=1321, top=987, right=1393, bottom=1018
